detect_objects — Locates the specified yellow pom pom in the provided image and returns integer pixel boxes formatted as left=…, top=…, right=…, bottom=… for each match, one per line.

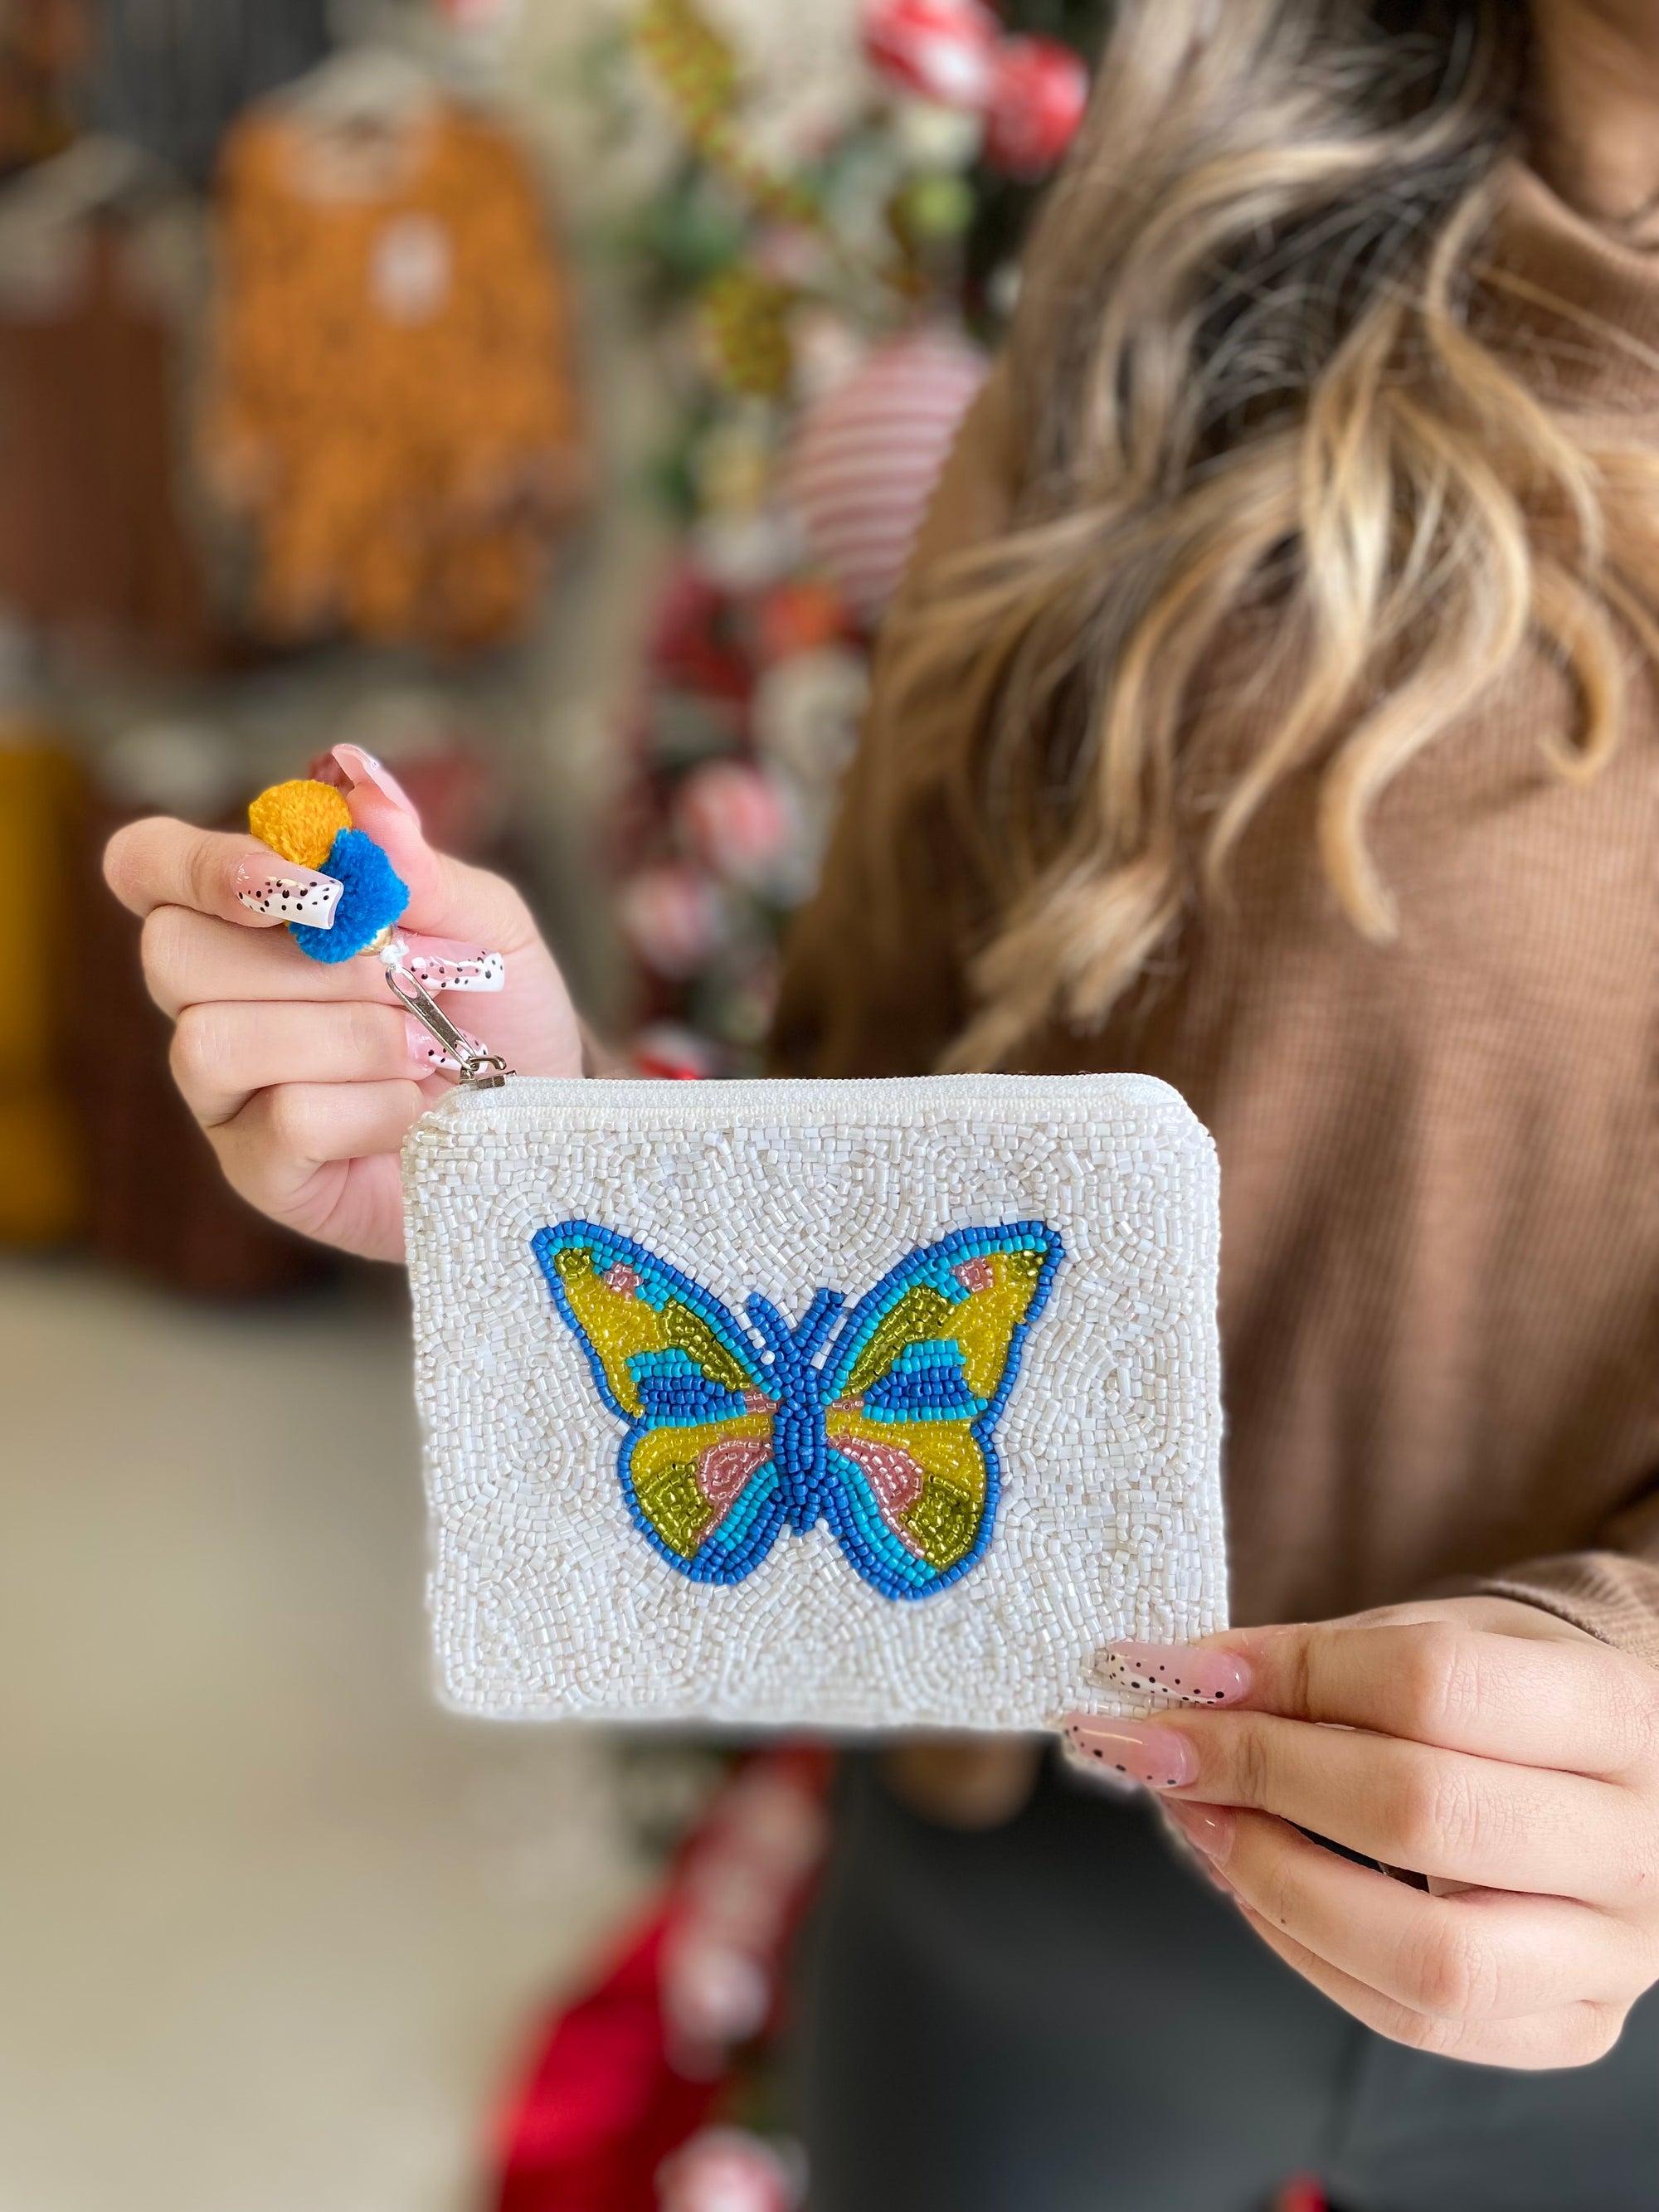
left=249, top=780, right=353, bottom=871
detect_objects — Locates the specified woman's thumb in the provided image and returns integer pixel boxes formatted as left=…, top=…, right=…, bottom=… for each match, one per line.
left=317, top=743, right=530, bottom=946
left=320, top=743, right=421, bottom=850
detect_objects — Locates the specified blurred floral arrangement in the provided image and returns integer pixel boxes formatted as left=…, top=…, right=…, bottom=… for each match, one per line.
left=602, top=0, right=1106, bottom=1076
left=495, top=1747, right=833, bottom=2212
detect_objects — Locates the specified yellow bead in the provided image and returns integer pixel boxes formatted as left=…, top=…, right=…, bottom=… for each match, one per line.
left=248, top=780, right=353, bottom=870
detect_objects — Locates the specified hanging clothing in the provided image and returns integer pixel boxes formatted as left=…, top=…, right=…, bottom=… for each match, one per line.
left=207, top=90, right=583, bottom=654
left=85, top=0, right=333, bottom=187
left=0, top=727, right=84, bottom=1246
left=0, top=212, right=210, bottom=662
left=0, top=0, right=84, bottom=177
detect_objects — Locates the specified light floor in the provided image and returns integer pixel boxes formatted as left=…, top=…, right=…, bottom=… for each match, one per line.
left=0, top=1256, right=647, bottom=2212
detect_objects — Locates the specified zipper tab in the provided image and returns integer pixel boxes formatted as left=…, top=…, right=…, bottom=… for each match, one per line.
left=384, top=963, right=511, bottom=1091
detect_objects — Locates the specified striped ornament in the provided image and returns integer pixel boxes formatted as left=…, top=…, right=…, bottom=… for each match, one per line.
left=786, top=325, right=988, bottom=627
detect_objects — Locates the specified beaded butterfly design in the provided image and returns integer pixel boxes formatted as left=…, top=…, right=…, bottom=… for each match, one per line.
left=532, top=1220, right=1064, bottom=1600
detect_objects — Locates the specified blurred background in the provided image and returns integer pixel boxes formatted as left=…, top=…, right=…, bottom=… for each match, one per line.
left=0, top=2, right=1107, bottom=2205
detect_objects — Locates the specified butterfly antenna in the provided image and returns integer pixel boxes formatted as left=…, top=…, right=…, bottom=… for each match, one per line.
left=745, top=1295, right=793, bottom=1367
left=795, top=1287, right=845, bottom=1364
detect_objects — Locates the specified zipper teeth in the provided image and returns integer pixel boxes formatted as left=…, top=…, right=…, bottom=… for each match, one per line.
left=429, top=1071, right=1188, bottom=1124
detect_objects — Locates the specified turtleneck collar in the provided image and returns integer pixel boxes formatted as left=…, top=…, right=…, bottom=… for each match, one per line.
left=1480, top=158, right=1659, bottom=412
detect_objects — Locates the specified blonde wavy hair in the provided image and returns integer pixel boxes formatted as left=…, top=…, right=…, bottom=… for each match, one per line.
left=891, top=0, right=1659, bottom=1068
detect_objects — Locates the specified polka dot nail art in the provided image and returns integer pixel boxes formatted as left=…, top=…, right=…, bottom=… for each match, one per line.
left=1058, top=1715, right=1199, bottom=1790
left=235, top=863, right=343, bottom=928
left=387, top=938, right=506, bottom=994
left=1098, top=1640, right=1251, bottom=1707
left=404, top=1013, right=487, bottom=1076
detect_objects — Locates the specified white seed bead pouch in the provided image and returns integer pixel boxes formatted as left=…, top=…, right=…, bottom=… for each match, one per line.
left=402, top=1074, right=1226, bottom=1732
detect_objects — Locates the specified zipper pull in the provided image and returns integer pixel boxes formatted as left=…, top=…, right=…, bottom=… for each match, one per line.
left=384, top=962, right=512, bottom=1091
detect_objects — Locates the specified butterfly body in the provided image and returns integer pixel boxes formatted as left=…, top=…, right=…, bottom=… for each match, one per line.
left=533, top=1219, right=1063, bottom=1601
left=745, top=1287, right=841, bottom=1537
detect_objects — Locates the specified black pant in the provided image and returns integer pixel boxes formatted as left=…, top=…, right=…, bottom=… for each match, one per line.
left=794, top=1754, right=1659, bottom=2212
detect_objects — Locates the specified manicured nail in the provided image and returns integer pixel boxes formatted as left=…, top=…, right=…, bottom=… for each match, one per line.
left=390, top=937, right=505, bottom=994
left=329, top=744, right=419, bottom=819
left=1161, top=1800, right=1235, bottom=1864
left=1159, top=1802, right=1239, bottom=1897
left=404, top=1013, right=484, bottom=1075
left=1060, top=1715, right=1199, bottom=1789
left=235, top=857, right=342, bottom=927
left=1068, top=1758, right=1145, bottom=1802
left=1101, top=1641, right=1252, bottom=1706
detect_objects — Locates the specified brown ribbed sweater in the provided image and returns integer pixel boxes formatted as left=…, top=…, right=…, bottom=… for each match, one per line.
left=773, top=165, right=1659, bottom=1663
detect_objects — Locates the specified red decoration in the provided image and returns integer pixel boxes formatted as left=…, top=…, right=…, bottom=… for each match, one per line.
left=651, top=560, right=755, bottom=704
left=660, top=1757, right=830, bottom=2069
left=494, top=1915, right=718, bottom=2212
left=985, top=35, right=1089, bottom=177
left=1273, top=2185, right=1329, bottom=2212
left=752, top=578, right=851, bottom=667
left=632, top=1023, right=718, bottom=1081
left=862, top=0, right=1088, bottom=177
left=861, top=0, right=999, bottom=107
left=492, top=1750, right=832, bottom=2212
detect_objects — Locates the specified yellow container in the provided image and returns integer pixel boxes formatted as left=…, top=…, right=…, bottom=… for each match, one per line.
left=0, top=731, right=85, bottom=1244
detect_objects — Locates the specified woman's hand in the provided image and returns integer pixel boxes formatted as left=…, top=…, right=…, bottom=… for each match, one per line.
left=104, top=746, right=584, bottom=1262
left=1064, top=1596, right=1659, bottom=2069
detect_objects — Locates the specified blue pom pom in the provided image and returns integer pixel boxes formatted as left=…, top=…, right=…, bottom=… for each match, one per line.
left=290, top=828, right=409, bottom=963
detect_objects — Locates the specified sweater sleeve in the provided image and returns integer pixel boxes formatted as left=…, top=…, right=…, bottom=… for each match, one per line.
left=770, top=365, right=1019, bottom=1081
left=1465, top=1486, right=1659, bottom=1665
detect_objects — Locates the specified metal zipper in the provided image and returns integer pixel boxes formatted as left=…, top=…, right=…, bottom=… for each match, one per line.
left=384, top=963, right=512, bottom=1091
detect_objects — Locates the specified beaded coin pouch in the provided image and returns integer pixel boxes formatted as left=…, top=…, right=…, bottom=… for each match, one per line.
left=403, top=1074, right=1225, bottom=1732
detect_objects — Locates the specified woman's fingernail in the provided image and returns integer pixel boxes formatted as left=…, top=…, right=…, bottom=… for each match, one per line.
left=235, top=858, right=343, bottom=927
left=1161, top=1800, right=1235, bottom=1864
left=329, top=744, right=419, bottom=820
left=1060, top=1715, right=1199, bottom=1789
left=392, top=938, right=505, bottom=994
left=1101, top=1641, right=1253, bottom=1706
left=404, top=1013, right=485, bottom=1075
left=1068, top=1759, right=1146, bottom=1803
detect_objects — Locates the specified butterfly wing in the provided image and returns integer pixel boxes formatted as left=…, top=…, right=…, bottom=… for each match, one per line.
left=532, top=1221, right=785, bottom=1582
left=820, top=1223, right=1063, bottom=1599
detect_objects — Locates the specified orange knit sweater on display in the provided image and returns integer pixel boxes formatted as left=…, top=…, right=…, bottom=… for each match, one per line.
left=208, top=100, right=580, bottom=651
